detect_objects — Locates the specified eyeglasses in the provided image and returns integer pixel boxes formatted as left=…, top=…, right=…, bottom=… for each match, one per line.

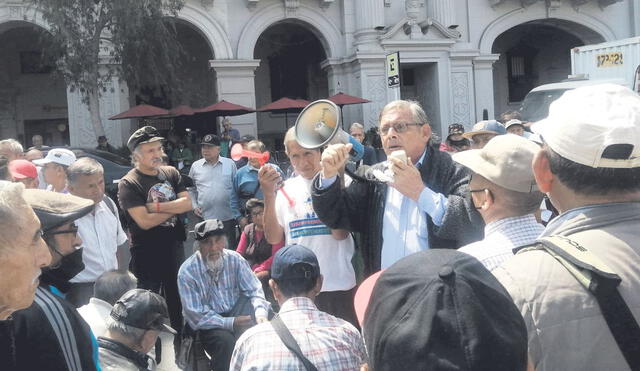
left=380, top=122, right=423, bottom=135
left=46, top=225, right=79, bottom=236
left=250, top=210, right=264, bottom=217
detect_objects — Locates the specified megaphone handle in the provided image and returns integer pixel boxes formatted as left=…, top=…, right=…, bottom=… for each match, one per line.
left=279, top=186, right=295, bottom=208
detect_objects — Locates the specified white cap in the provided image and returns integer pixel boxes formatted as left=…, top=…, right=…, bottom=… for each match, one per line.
left=532, top=84, right=640, bottom=169
left=33, top=148, right=77, bottom=167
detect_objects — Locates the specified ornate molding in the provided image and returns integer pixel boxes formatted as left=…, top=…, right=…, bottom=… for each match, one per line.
left=451, top=72, right=471, bottom=127
left=419, top=18, right=461, bottom=38
left=320, top=0, right=334, bottom=8
left=489, top=0, right=622, bottom=7
left=284, top=0, right=299, bottom=16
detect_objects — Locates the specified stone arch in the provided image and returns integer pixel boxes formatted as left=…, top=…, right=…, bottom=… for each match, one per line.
left=0, top=5, right=50, bottom=34
left=237, top=3, right=342, bottom=60
left=479, top=7, right=616, bottom=55
left=176, top=3, right=233, bottom=59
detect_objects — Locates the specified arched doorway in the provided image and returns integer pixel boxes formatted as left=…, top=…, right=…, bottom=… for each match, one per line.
left=0, top=21, right=69, bottom=147
left=134, top=20, right=216, bottom=109
left=253, top=21, right=329, bottom=150
left=492, top=19, right=605, bottom=117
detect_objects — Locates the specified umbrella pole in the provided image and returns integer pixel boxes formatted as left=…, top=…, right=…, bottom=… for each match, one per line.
left=340, top=105, right=345, bottom=130
left=285, top=112, right=289, bottom=130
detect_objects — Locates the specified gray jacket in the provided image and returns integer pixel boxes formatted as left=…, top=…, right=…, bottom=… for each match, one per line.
left=493, top=202, right=640, bottom=371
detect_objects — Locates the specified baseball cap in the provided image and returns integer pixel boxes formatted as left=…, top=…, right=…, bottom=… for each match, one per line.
left=271, top=244, right=320, bottom=281
left=9, top=159, right=38, bottom=179
left=110, top=289, right=176, bottom=334
left=22, top=189, right=94, bottom=232
left=193, top=219, right=225, bottom=240
left=446, top=123, right=465, bottom=139
left=532, top=83, right=640, bottom=168
left=452, top=134, right=539, bottom=192
left=127, top=126, right=164, bottom=152
left=360, top=250, right=527, bottom=371
left=33, top=148, right=76, bottom=167
left=200, top=134, right=221, bottom=146
left=462, top=120, right=507, bottom=139
left=504, top=119, right=524, bottom=130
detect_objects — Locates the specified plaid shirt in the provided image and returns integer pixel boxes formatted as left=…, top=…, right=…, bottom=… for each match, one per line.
left=178, top=249, right=268, bottom=331
left=230, top=297, right=367, bottom=371
left=458, top=214, right=544, bottom=271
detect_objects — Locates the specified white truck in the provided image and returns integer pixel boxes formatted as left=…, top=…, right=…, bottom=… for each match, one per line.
left=519, top=37, right=640, bottom=122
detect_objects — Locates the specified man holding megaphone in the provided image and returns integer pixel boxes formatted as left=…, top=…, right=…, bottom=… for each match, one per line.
left=311, top=100, right=484, bottom=277
left=258, top=128, right=358, bottom=326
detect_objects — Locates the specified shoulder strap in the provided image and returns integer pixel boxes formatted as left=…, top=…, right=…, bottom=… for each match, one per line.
left=526, top=236, right=640, bottom=370
left=270, top=315, right=318, bottom=371
left=103, top=195, right=117, bottom=218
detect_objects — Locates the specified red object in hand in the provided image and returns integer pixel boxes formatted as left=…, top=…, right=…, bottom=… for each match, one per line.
left=230, top=143, right=270, bottom=166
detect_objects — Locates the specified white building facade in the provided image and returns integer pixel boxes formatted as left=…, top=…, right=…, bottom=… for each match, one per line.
left=1, top=0, right=638, bottom=147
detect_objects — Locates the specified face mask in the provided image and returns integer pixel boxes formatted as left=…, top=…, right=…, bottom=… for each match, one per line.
left=41, top=248, right=85, bottom=291
left=449, top=139, right=470, bottom=147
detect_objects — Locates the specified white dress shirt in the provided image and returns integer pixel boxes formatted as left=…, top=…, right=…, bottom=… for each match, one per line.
left=71, top=198, right=128, bottom=283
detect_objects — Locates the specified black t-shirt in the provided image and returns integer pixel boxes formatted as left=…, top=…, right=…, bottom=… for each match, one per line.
left=118, top=166, right=187, bottom=248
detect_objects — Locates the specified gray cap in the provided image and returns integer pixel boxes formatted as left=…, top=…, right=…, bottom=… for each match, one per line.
left=23, top=189, right=94, bottom=232
left=110, top=289, right=176, bottom=334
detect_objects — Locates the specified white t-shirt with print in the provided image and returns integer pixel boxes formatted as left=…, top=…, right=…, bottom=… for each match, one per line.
left=275, top=175, right=356, bottom=292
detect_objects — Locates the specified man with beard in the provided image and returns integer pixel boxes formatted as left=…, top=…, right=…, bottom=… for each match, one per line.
left=10, top=190, right=99, bottom=370
left=118, top=126, right=193, bottom=333
left=178, top=219, right=269, bottom=371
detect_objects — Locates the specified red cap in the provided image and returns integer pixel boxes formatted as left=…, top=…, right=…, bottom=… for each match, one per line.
left=353, top=270, right=384, bottom=327
left=9, top=159, right=38, bottom=180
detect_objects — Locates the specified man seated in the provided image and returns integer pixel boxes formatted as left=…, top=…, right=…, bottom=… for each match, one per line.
left=454, top=135, right=544, bottom=270
left=178, top=219, right=269, bottom=371
left=98, top=289, right=176, bottom=371
left=231, top=244, right=366, bottom=370
left=78, top=270, right=138, bottom=338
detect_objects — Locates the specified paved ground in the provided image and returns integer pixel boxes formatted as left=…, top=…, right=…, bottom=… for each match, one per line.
left=157, top=332, right=181, bottom=371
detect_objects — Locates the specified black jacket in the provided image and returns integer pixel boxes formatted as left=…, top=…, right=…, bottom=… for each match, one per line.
left=11, top=285, right=99, bottom=371
left=312, top=144, right=484, bottom=275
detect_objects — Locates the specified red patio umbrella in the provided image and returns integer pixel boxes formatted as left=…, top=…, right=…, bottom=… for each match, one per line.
left=167, top=104, right=197, bottom=117
left=257, top=97, right=310, bottom=129
left=108, top=104, right=169, bottom=120
left=327, top=92, right=371, bottom=129
left=196, top=100, right=255, bottom=116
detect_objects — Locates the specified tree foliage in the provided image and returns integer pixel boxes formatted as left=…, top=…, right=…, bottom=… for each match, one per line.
left=30, top=0, right=186, bottom=138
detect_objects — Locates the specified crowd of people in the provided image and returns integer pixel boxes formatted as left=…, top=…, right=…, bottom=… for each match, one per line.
left=0, top=83, right=639, bottom=371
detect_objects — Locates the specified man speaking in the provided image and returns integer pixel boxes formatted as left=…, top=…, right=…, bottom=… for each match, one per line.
left=312, top=100, right=483, bottom=275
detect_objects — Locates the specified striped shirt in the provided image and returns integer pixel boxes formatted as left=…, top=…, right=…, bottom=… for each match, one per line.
left=458, top=214, right=544, bottom=271
left=178, top=249, right=269, bottom=331
left=230, top=297, right=367, bottom=371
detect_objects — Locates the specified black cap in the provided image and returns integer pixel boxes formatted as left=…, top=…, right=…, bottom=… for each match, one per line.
left=271, top=244, right=320, bottom=281
left=110, top=289, right=176, bottom=334
left=448, top=123, right=465, bottom=137
left=362, top=250, right=527, bottom=371
left=127, top=126, right=164, bottom=152
left=98, top=135, right=107, bottom=141
left=200, top=134, right=220, bottom=146
left=193, top=219, right=225, bottom=241
left=240, top=134, right=256, bottom=143
left=22, top=189, right=94, bottom=232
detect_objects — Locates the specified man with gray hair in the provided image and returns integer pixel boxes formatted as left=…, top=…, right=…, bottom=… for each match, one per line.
left=99, top=289, right=176, bottom=370
left=0, top=182, right=51, bottom=320
left=67, top=157, right=129, bottom=307
left=453, top=135, right=544, bottom=271
left=118, top=126, right=192, bottom=334
left=78, top=270, right=138, bottom=337
left=0, top=138, right=24, bottom=161
left=349, top=122, right=378, bottom=167
left=312, top=100, right=483, bottom=276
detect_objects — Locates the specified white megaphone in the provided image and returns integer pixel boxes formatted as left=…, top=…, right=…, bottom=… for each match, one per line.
left=293, top=99, right=364, bottom=162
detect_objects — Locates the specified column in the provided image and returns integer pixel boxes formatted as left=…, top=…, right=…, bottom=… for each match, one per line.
left=428, top=0, right=455, bottom=27
left=472, top=55, right=500, bottom=123
left=354, top=0, right=385, bottom=51
left=450, top=52, right=478, bottom=129
left=210, top=59, right=260, bottom=138
left=354, top=55, right=388, bottom=130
